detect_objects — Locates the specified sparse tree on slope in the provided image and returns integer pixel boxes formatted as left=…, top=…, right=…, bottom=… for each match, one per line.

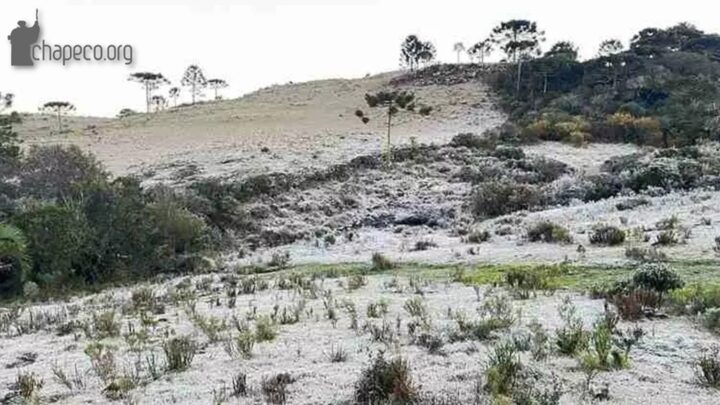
left=128, top=72, right=170, bottom=113
left=0, top=93, right=13, bottom=112
left=168, top=87, right=181, bottom=107
left=181, top=65, right=207, bottom=105
left=150, top=95, right=167, bottom=112
left=355, top=91, right=432, bottom=163
left=207, top=79, right=228, bottom=100
left=39, top=101, right=75, bottom=133
left=468, top=39, right=493, bottom=65
left=400, top=35, right=436, bottom=71
left=453, top=42, right=466, bottom=63
left=490, top=19, right=545, bottom=95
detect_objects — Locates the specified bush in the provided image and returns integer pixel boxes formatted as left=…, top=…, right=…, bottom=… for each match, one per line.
left=12, top=204, right=92, bottom=286
left=696, top=346, right=720, bottom=388
left=504, top=266, right=559, bottom=299
left=653, top=230, right=679, bottom=246
left=624, top=246, right=668, bottom=262
left=494, top=146, right=525, bottom=160
left=631, top=263, right=684, bottom=296
left=609, top=289, right=661, bottom=320
left=262, top=373, right=295, bottom=404
left=371, top=252, right=395, bottom=271
left=484, top=342, right=522, bottom=397
left=0, top=224, right=30, bottom=295
left=555, top=298, right=588, bottom=355
left=589, top=225, right=625, bottom=246
left=670, top=283, right=720, bottom=314
left=255, top=316, right=277, bottom=342
left=19, top=145, right=107, bottom=201
left=163, top=336, right=196, bottom=371
left=526, top=221, right=572, bottom=244
left=450, top=132, right=495, bottom=149
left=471, top=180, right=543, bottom=218
left=354, top=354, right=416, bottom=403
left=703, top=308, right=720, bottom=333
left=466, top=229, right=491, bottom=244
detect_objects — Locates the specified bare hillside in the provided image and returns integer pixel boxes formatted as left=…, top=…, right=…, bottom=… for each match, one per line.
left=16, top=72, right=504, bottom=182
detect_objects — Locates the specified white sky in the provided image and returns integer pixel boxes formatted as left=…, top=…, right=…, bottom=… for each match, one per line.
left=1, top=0, right=718, bottom=117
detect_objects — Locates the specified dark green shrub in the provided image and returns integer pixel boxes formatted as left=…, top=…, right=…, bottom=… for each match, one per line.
left=494, top=146, right=525, bottom=160
left=471, top=180, right=542, bottom=218
left=450, top=132, right=495, bottom=149
left=484, top=342, right=521, bottom=397
left=12, top=204, right=92, bottom=286
left=354, top=354, right=416, bottom=403
left=589, top=225, right=625, bottom=246
left=526, top=221, right=572, bottom=244
left=631, top=263, right=684, bottom=296
left=0, top=224, right=30, bottom=295
left=466, top=229, right=491, bottom=244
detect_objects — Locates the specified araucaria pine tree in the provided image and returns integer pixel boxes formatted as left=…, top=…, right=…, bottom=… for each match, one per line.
left=355, top=91, right=432, bottom=163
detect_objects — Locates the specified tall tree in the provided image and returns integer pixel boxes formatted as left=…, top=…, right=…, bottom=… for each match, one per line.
left=0, top=93, right=13, bottom=112
left=181, top=65, right=207, bottom=105
left=150, top=95, right=167, bottom=112
left=128, top=72, right=170, bottom=113
left=544, top=41, right=578, bottom=61
left=168, top=87, right=180, bottom=107
left=39, top=101, right=75, bottom=133
left=631, top=22, right=703, bottom=56
left=355, top=91, right=432, bottom=163
left=468, top=39, right=493, bottom=65
left=490, top=19, right=545, bottom=95
left=400, top=35, right=436, bottom=71
left=598, top=40, right=626, bottom=90
left=453, top=42, right=466, bottom=63
left=207, top=79, right=229, bottom=100
left=597, top=39, right=624, bottom=57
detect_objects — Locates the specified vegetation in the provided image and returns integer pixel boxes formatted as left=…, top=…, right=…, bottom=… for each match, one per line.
left=355, top=91, right=431, bottom=162
left=207, top=78, right=229, bottom=100
left=354, top=353, right=416, bottom=403
left=128, top=72, right=170, bottom=113
left=181, top=65, right=207, bottom=105
left=39, top=101, right=75, bottom=133
left=163, top=336, right=196, bottom=371
left=589, top=225, right=626, bottom=246
left=487, top=21, right=720, bottom=147
left=0, top=107, right=212, bottom=298
left=400, top=35, right=436, bottom=71
left=526, top=221, right=572, bottom=244
left=696, top=346, right=720, bottom=388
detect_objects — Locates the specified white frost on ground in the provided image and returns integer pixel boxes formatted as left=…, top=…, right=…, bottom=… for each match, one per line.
left=242, top=188, right=720, bottom=267
left=0, top=275, right=717, bottom=404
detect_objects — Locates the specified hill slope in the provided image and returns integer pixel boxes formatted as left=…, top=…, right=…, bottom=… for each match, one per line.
left=16, top=71, right=504, bottom=182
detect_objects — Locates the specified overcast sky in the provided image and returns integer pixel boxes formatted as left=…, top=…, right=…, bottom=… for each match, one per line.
left=2, top=0, right=718, bottom=117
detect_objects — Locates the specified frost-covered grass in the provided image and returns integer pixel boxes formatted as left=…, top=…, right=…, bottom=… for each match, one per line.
left=2, top=261, right=718, bottom=404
